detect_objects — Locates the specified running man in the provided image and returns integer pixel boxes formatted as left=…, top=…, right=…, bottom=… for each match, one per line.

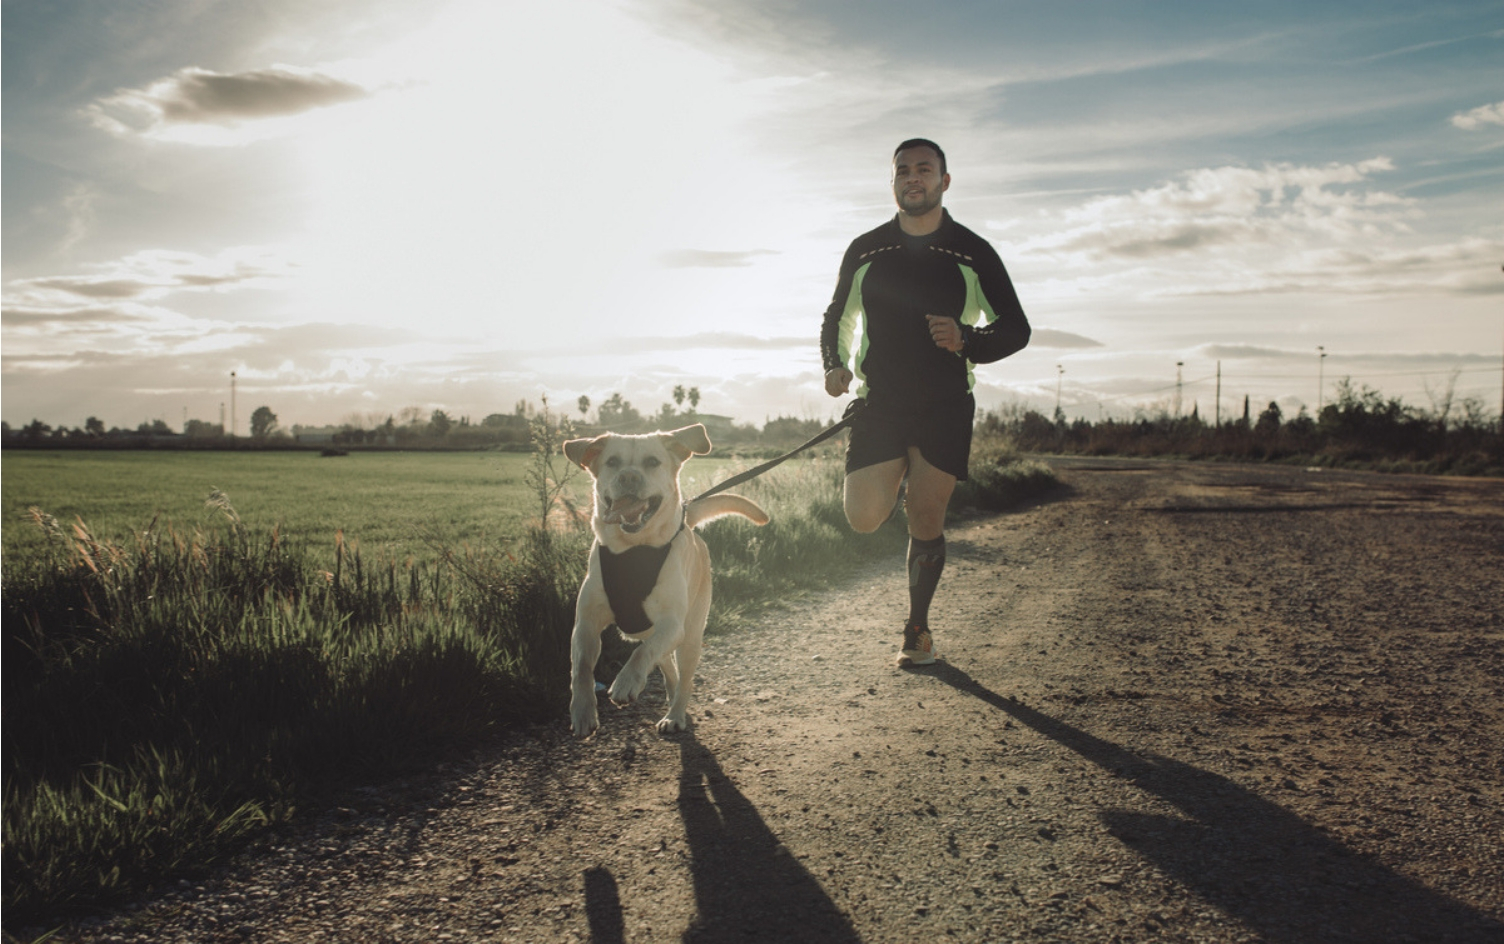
left=820, top=138, right=1031, bottom=665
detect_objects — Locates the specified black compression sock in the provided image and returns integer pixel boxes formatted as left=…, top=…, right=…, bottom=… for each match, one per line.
left=906, top=534, right=946, bottom=628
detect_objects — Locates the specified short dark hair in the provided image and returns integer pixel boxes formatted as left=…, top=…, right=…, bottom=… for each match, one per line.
left=893, top=138, right=946, bottom=174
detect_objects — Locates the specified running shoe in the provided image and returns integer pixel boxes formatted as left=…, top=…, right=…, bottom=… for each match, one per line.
left=899, top=623, right=936, bottom=665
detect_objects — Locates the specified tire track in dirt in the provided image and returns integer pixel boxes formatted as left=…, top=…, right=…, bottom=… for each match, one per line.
left=42, top=459, right=1504, bottom=943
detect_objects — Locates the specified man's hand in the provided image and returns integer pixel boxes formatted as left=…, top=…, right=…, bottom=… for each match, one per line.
left=926, top=314, right=965, bottom=353
left=824, top=367, right=853, bottom=397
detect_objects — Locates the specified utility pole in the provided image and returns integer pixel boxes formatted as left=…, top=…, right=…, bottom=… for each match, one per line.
left=1174, top=361, right=1184, bottom=418
left=1317, top=346, right=1327, bottom=413
left=230, top=371, right=237, bottom=438
left=1215, top=361, right=1222, bottom=428
left=1055, top=364, right=1064, bottom=421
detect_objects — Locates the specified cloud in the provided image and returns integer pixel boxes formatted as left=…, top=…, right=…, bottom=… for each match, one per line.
left=1167, top=236, right=1504, bottom=298
left=1354, top=29, right=1504, bottom=64
left=85, top=65, right=371, bottom=142
left=1029, top=328, right=1103, bottom=349
left=1, top=303, right=157, bottom=327
left=658, top=249, right=780, bottom=268
left=539, top=332, right=808, bottom=357
left=1451, top=100, right=1504, bottom=130
left=0, top=297, right=246, bottom=351
left=1197, top=343, right=1498, bottom=370
left=990, top=157, right=1504, bottom=301
left=1197, top=344, right=1296, bottom=360
left=1031, top=157, right=1409, bottom=262
left=246, top=322, right=434, bottom=355
left=6, top=247, right=296, bottom=304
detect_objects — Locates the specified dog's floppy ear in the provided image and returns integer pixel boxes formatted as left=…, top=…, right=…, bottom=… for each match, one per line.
left=563, top=434, right=609, bottom=470
left=662, top=424, right=711, bottom=461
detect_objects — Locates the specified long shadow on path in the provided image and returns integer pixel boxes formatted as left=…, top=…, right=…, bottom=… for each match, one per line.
left=921, top=662, right=1503, bottom=943
left=675, top=737, right=861, bottom=943
left=583, top=866, right=627, bottom=944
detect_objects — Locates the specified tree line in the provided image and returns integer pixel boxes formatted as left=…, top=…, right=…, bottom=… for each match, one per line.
left=8, top=377, right=1498, bottom=473
left=987, top=378, right=1502, bottom=475
left=0, top=386, right=834, bottom=453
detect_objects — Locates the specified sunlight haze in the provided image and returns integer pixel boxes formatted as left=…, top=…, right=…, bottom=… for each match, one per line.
left=4, top=0, right=1502, bottom=434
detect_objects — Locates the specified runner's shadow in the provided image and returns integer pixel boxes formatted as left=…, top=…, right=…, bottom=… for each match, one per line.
left=922, top=662, right=1503, bottom=943
left=676, top=737, right=860, bottom=943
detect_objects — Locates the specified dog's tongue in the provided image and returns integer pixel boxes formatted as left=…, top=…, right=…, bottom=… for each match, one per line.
left=604, top=497, right=650, bottom=525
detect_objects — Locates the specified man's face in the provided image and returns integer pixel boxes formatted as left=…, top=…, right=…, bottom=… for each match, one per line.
left=892, top=146, right=949, bottom=217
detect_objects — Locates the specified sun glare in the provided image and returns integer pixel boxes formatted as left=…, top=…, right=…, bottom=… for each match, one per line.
left=286, top=0, right=806, bottom=356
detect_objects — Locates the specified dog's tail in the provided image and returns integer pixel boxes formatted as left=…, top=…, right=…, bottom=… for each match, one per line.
left=684, top=493, right=769, bottom=529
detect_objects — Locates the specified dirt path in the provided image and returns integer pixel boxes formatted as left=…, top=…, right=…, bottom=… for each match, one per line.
left=44, top=459, right=1504, bottom=943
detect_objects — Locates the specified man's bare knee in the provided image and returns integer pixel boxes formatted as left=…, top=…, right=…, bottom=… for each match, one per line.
left=849, top=512, right=886, bottom=534
left=844, top=497, right=888, bottom=534
left=842, top=459, right=905, bottom=534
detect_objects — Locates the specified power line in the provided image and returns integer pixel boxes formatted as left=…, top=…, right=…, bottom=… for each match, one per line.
left=1049, top=365, right=1503, bottom=416
left=1245, top=365, right=1503, bottom=381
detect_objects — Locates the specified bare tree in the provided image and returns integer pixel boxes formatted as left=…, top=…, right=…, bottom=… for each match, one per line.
left=524, top=395, right=581, bottom=530
left=1423, top=369, right=1461, bottom=431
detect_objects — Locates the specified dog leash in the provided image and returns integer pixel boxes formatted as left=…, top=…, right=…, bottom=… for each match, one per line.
left=689, top=400, right=866, bottom=503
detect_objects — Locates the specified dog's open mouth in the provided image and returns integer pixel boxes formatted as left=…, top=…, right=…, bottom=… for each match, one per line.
left=602, top=495, right=664, bottom=533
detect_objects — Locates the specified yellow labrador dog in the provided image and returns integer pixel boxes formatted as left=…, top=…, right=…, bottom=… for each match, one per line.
left=563, top=423, right=768, bottom=737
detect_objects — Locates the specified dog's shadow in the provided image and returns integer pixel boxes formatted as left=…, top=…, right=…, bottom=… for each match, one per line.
left=672, top=736, right=860, bottom=943
left=917, top=661, right=1504, bottom=943
left=582, top=865, right=627, bottom=944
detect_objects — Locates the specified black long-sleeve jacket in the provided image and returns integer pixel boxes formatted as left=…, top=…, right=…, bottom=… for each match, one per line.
left=819, top=209, right=1031, bottom=407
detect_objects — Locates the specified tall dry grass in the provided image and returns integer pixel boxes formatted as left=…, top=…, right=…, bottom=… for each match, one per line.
left=3, top=496, right=579, bottom=924
left=3, top=442, right=1050, bottom=926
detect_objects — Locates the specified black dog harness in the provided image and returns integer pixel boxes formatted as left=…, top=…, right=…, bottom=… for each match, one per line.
left=598, top=514, right=686, bottom=635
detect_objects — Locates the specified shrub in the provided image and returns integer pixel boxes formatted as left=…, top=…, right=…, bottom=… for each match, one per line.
left=957, top=437, right=1060, bottom=511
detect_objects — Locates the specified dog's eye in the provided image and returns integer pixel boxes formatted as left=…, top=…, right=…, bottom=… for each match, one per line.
left=642, top=456, right=661, bottom=469
left=605, top=456, right=622, bottom=468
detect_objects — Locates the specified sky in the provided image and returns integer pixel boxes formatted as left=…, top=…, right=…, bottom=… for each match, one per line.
left=4, top=0, right=1502, bottom=434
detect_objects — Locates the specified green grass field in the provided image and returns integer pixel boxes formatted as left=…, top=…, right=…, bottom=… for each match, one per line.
left=2, top=450, right=744, bottom=566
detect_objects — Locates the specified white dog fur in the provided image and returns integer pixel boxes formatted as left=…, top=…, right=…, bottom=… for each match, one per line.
left=563, top=423, right=768, bottom=736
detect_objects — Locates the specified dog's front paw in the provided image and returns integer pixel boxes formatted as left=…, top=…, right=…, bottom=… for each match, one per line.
left=655, top=712, right=690, bottom=734
left=607, top=668, right=646, bottom=707
left=570, top=694, right=600, bottom=738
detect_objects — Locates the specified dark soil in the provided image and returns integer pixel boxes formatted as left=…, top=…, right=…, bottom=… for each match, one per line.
left=34, top=458, right=1504, bottom=943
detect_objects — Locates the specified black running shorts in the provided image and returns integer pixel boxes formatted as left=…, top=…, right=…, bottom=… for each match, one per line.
left=844, top=393, right=975, bottom=481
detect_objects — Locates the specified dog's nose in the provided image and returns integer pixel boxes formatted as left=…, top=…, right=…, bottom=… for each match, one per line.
left=616, top=468, right=644, bottom=491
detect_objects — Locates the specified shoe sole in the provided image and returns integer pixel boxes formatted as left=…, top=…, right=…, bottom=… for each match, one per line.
left=898, top=650, right=936, bottom=666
